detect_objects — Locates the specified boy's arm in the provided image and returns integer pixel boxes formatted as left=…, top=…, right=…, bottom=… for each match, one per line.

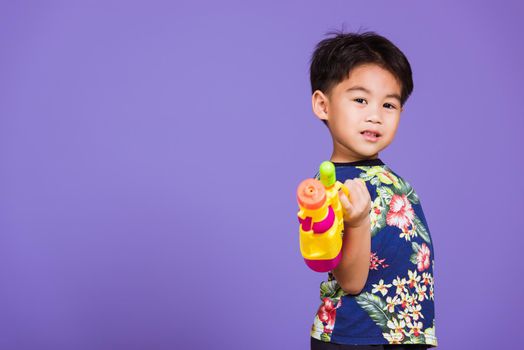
left=332, top=218, right=371, bottom=295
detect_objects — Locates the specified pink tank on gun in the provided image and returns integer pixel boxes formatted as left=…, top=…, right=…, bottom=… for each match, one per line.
left=296, top=161, right=350, bottom=272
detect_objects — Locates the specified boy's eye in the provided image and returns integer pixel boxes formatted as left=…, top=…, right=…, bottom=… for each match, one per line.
left=353, top=98, right=397, bottom=110
left=384, top=103, right=396, bottom=109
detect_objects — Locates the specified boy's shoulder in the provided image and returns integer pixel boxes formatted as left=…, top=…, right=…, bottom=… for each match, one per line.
left=311, top=161, right=418, bottom=196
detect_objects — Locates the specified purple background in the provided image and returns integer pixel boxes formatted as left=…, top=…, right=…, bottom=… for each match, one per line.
left=1, top=1, right=522, bottom=349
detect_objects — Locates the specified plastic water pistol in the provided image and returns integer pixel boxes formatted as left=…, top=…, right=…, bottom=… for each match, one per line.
left=296, top=161, right=350, bottom=272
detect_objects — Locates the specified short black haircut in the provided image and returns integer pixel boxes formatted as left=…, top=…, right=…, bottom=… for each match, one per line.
left=309, top=29, right=414, bottom=127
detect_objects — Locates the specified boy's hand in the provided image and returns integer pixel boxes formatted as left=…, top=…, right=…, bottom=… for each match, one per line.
left=338, top=179, right=372, bottom=228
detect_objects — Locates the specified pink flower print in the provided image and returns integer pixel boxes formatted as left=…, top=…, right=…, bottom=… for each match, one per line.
left=416, top=243, right=431, bottom=272
left=370, top=252, right=389, bottom=270
left=317, top=298, right=341, bottom=334
left=386, top=194, right=415, bottom=232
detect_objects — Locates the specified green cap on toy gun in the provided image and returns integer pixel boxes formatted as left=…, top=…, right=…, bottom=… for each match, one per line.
left=319, top=161, right=336, bottom=187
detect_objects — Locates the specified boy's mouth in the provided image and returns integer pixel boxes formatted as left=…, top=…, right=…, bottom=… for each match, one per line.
left=360, top=130, right=381, bottom=141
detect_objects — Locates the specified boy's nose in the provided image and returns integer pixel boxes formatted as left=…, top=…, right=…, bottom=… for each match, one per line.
left=365, top=112, right=383, bottom=124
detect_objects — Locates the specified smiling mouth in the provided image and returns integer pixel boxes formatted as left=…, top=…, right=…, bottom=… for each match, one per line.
left=361, top=131, right=381, bottom=141
left=361, top=131, right=381, bottom=137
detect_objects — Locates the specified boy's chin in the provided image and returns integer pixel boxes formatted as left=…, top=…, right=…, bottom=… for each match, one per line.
left=354, top=146, right=383, bottom=158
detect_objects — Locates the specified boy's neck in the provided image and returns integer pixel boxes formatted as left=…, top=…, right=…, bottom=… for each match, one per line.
left=329, top=153, right=380, bottom=163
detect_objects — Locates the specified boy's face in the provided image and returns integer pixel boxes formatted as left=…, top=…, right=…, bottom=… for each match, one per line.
left=312, top=63, right=404, bottom=162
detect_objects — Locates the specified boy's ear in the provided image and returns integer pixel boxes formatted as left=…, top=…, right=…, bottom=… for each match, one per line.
left=311, top=90, right=329, bottom=123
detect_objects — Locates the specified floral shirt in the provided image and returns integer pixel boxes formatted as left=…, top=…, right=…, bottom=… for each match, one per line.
left=310, top=158, right=437, bottom=347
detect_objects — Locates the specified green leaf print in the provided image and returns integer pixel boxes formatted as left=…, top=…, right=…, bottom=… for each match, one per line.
left=412, top=215, right=431, bottom=244
left=354, top=292, right=392, bottom=330
left=356, top=166, right=421, bottom=207
left=320, top=333, right=331, bottom=342
left=402, top=179, right=420, bottom=205
left=408, top=334, right=426, bottom=344
left=371, top=213, right=387, bottom=237
left=356, top=165, right=401, bottom=187
left=358, top=170, right=375, bottom=182
left=407, top=190, right=420, bottom=205
left=320, top=280, right=346, bottom=299
left=377, top=172, right=395, bottom=186
left=424, top=322, right=437, bottom=346
left=369, top=194, right=387, bottom=238
left=388, top=177, right=419, bottom=205
left=376, top=186, right=394, bottom=203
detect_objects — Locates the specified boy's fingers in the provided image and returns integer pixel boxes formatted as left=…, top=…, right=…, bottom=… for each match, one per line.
left=345, top=179, right=359, bottom=193
left=338, top=191, right=353, bottom=214
left=342, top=179, right=370, bottom=208
left=352, top=180, right=366, bottom=198
left=342, top=180, right=360, bottom=201
left=349, top=180, right=370, bottom=209
left=357, top=179, right=370, bottom=198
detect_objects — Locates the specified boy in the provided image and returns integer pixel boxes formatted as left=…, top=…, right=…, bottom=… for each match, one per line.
left=307, top=31, right=437, bottom=349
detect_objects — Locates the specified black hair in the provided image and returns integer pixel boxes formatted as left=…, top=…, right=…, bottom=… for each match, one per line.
left=309, top=29, right=414, bottom=127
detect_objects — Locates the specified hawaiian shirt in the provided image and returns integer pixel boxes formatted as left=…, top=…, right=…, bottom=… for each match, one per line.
left=310, top=158, right=437, bottom=347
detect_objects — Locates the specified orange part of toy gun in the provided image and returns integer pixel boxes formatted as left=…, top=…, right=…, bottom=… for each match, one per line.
left=296, top=161, right=349, bottom=272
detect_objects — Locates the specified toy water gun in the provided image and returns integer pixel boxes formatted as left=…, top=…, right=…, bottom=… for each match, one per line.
left=296, top=161, right=349, bottom=272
